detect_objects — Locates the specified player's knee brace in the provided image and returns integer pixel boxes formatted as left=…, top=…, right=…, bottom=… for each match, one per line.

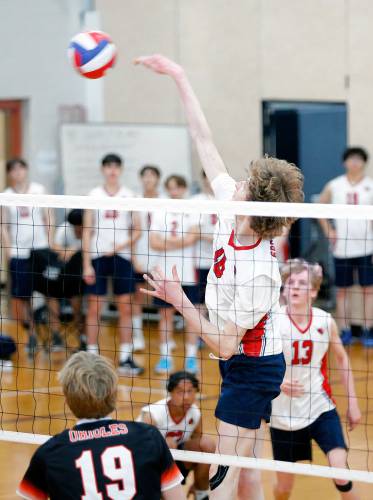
left=209, top=465, right=229, bottom=490
left=334, top=480, right=353, bottom=492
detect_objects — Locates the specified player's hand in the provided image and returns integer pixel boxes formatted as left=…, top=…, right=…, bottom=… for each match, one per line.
left=83, top=263, right=96, bottom=285
left=347, top=401, right=362, bottom=431
left=281, top=379, right=305, bottom=398
left=134, top=54, right=184, bottom=79
left=141, top=265, right=185, bottom=310
left=166, top=436, right=178, bottom=449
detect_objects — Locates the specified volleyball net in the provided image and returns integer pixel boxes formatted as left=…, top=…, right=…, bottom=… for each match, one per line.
left=0, top=192, right=372, bottom=485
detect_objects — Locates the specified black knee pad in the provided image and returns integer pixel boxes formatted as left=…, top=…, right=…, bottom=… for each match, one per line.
left=209, top=465, right=229, bottom=490
left=335, top=480, right=353, bottom=492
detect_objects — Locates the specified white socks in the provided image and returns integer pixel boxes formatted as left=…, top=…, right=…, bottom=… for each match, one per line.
left=160, top=343, right=170, bottom=357
left=186, top=343, right=197, bottom=359
left=120, top=343, right=133, bottom=362
left=87, top=344, right=99, bottom=355
left=132, top=315, right=143, bottom=333
left=195, top=490, right=209, bottom=500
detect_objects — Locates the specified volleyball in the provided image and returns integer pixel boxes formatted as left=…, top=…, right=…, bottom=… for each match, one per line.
left=68, top=30, right=117, bottom=79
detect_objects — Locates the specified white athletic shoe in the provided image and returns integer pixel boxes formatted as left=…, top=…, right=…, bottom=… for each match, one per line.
left=133, top=331, right=145, bottom=352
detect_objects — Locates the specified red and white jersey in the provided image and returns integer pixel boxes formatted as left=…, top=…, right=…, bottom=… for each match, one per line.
left=137, top=398, right=201, bottom=446
left=4, top=183, right=49, bottom=258
left=192, top=192, right=217, bottom=270
left=205, top=173, right=283, bottom=357
left=150, top=210, right=199, bottom=284
left=270, top=306, right=335, bottom=431
left=328, top=174, right=373, bottom=258
left=88, top=186, right=134, bottom=259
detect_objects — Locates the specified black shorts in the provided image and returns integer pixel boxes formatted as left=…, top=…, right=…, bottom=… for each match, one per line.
left=9, top=258, right=33, bottom=298
left=270, top=409, right=347, bottom=462
left=196, top=268, right=209, bottom=304
left=85, top=255, right=136, bottom=296
left=31, top=249, right=83, bottom=299
left=216, top=353, right=285, bottom=429
left=153, top=285, right=200, bottom=308
left=334, top=255, right=373, bottom=287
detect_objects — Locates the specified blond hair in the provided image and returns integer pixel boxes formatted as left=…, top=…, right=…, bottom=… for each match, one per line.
left=281, top=258, right=323, bottom=292
left=248, top=157, right=304, bottom=239
left=59, top=352, right=118, bottom=419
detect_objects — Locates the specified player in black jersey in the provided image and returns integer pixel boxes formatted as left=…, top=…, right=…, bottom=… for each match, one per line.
left=17, top=352, right=185, bottom=500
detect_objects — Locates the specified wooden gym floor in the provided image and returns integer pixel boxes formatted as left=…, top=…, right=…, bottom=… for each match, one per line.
left=0, top=318, right=372, bottom=499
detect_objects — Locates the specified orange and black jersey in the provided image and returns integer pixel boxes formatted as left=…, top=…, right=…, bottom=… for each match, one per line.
left=17, top=419, right=183, bottom=500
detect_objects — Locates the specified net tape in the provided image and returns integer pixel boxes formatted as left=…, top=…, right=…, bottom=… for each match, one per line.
left=1, top=192, right=373, bottom=219
left=0, top=431, right=372, bottom=483
left=1, top=192, right=373, bottom=484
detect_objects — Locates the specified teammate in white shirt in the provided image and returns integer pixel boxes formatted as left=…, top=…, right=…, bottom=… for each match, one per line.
left=82, top=154, right=143, bottom=375
left=52, top=209, right=85, bottom=349
left=192, top=172, right=216, bottom=314
left=150, top=175, right=200, bottom=375
left=138, top=371, right=215, bottom=500
left=270, top=259, right=361, bottom=499
left=319, top=147, right=373, bottom=347
left=131, top=165, right=161, bottom=352
left=1, top=158, right=54, bottom=355
left=136, top=54, right=304, bottom=499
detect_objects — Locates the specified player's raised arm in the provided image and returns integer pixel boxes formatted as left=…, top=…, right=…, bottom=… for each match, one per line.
left=135, top=54, right=227, bottom=184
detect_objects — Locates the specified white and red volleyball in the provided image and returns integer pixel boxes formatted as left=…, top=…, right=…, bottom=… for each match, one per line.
left=68, top=30, right=117, bottom=79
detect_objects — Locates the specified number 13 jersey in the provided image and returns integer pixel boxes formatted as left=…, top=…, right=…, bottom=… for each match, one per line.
left=270, top=306, right=335, bottom=431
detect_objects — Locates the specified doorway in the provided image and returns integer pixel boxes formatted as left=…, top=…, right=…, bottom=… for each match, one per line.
left=0, top=100, right=23, bottom=190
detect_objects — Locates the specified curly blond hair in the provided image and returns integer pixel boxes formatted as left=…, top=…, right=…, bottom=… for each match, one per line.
left=247, top=157, right=304, bottom=239
left=281, top=258, right=323, bottom=292
left=59, top=352, right=118, bottom=419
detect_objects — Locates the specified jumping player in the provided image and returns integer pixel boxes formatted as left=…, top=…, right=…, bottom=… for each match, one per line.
left=270, top=259, right=361, bottom=499
left=136, top=54, right=304, bottom=499
left=150, top=175, right=200, bottom=374
left=17, top=352, right=185, bottom=499
left=319, top=147, right=373, bottom=346
left=137, top=371, right=215, bottom=500
left=82, top=153, right=143, bottom=375
left=132, top=164, right=161, bottom=352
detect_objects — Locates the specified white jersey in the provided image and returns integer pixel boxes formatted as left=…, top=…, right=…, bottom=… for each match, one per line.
left=270, top=306, right=335, bottom=431
left=328, top=174, right=373, bottom=258
left=192, top=192, right=217, bottom=270
left=137, top=398, right=200, bottom=445
left=134, top=205, right=159, bottom=274
left=150, top=210, right=199, bottom=284
left=205, top=173, right=283, bottom=357
left=4, top=183, right=49, bottom=258
left=88, top=186, right=134, bottom=259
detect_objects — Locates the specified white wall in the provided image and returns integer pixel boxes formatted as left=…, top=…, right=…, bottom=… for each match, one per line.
left=0, top=0, right=86, bottom=191
left=98, top=0, right=373, bottom=179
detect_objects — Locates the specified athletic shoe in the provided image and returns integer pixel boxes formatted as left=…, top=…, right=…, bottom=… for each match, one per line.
left=25, top=335, right=38, bottom=356
left=0, top=359, right=13, bottom=372
left=340, top=328, right=353, bottom=346
left=133, top=331, right=145, bottom=352
left=185, top=357, right=199, bottom=374
left=155, top=357, right=173, bottom=374
left=79, top=335, right=87, bottom=351
left=51, top=332, right=64, bottom=352
left=362, top=328, right=373, bottom=348
left=118, top=358, right=144, bottom=376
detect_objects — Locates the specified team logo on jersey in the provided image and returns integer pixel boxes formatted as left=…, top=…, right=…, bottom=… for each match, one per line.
left=213, top=248, right=226, bottom=278
left=105, top=210, right=119, bottom=219
left=317, top=327, right=324, bottom=335
left=188, top=418, right=194, bottom=425
left=18, top=206, right=30, bottom=217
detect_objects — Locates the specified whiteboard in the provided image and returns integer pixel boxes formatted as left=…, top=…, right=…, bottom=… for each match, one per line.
left=60, top=123, right=192, bottom=195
